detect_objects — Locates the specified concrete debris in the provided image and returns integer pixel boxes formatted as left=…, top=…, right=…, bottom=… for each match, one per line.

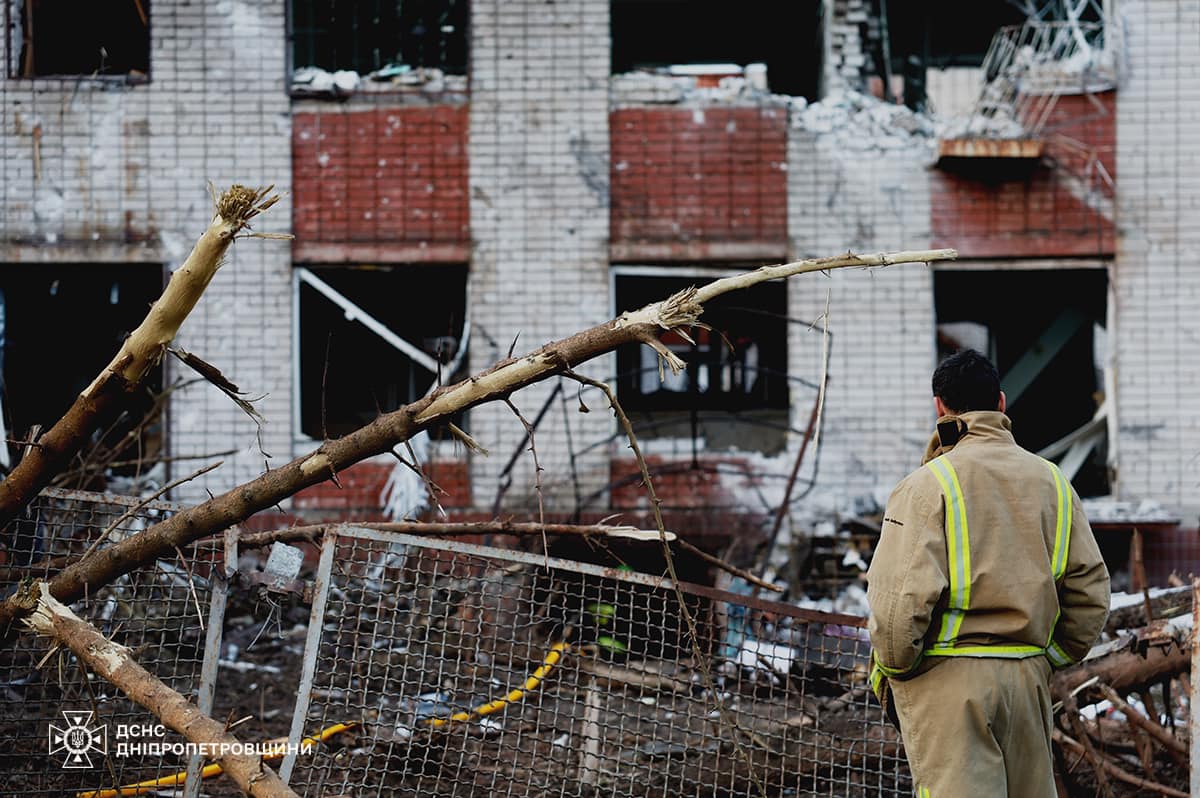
left=936, top=110, right=1027, bottom=141
left=291, top=66, right=467, bottom=96
left=790, top=581, right=870, bottom=617
left=1080, top=497, right=1179, bottom=524
left=293, top=66, right=361, bottom=94
left=790, top=90, right=936, bottom=154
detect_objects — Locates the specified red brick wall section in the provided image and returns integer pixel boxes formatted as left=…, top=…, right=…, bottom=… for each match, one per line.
left=293, top=106, right=469, bottom=248
left=292, top=458, right=471, bottom=520
left=610, top=107, right=788, bottom=251
left=931, top=92, right=1116, bottom=258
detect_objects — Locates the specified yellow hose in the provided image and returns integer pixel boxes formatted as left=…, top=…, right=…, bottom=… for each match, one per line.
left=427, top=641, right=569, bottom=727
left=75, top=722, right=359, bottom=798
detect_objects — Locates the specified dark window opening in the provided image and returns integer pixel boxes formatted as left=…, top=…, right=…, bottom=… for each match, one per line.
left=611, top=0, right=823, bottom=100
left=290, top=0, right=468, bottom=77
left=0, top=263, right=163, bottom=475
left=614, top=272, right=788, bottom=453
left=298, top=264, right=467, bottom=440
left=883, top=0, right=1026, bottom=71
left=9, top=0, right=150, bottom=79
left=875, top=0, right=1025, bottom=111
left=934, top=267, right=1109, bottom=497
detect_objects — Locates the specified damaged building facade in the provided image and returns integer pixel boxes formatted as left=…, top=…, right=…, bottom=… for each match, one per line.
left=0, top=0, right=1196, bottom=586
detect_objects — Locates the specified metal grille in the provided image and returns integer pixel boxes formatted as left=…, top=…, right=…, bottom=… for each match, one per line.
left=288, top=528, right=909, bottom=797
left=0, top=488, right=220, bottom=798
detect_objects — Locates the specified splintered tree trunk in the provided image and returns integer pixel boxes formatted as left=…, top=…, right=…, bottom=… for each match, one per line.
left=0, top=185, right=283, bottom=533
left=0, top=248, right=955, bottom=634
left=1051, top=620, right=1192, bottom=703
left=24, top=585, right=300, bottom=798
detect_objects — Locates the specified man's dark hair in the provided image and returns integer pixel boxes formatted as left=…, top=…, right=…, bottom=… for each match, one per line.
left=932, top=349, right=1001, bottom=413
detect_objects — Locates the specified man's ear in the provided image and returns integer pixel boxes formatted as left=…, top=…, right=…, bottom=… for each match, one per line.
left=934, top=396, right=950, bottom=417
left=997, top=391, right=1007, bottom=413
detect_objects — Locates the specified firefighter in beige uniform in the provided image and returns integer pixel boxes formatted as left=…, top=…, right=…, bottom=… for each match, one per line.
left=866, top=350, right=1110, bottom=798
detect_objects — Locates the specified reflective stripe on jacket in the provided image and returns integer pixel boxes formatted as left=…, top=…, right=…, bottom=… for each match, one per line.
left=867, top=411, right=1110, bottom=685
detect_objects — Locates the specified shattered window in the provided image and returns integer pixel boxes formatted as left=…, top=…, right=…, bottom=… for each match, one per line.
left=7, top=0, right=150, bottom=79
left=610, top=0, right=822, bottom=99
left=0, top=263, right=163, bottom=474
left=296, top=264, right=467, bottom=440
left=289, top=0, right=468, bottom=83
left=613, top=270, right=789, bottom=451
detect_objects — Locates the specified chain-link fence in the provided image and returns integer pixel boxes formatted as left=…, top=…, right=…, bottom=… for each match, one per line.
left=287, top=528, right=908, bottom=797
left=1, top=493, right=908, bottom=797
left=0, top=488, right=222, bottom=797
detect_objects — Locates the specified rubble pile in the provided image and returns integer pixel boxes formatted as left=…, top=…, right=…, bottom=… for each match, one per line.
left=790, top=90, right=937, bottom=156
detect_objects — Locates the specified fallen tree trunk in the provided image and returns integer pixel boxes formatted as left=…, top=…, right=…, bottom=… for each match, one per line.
left=0, top=185, right=283, bottom=533
left=1052, top=620, right=1192, bottom=702
left=237, top=520, right=679, bottom=548
left=23, top=584, right=300, bottom=798
left=0, top=248, right=955, bottom=636
left=1106, top=587, right=1192, bottom=634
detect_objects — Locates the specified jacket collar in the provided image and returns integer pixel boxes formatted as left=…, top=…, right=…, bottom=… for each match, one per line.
left=921, top=410, right=1014, bottom=464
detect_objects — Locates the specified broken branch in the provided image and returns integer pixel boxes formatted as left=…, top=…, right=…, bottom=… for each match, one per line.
left=1053, top=729, right=1188, bottom=798
left=236, top=521, right=679, bottom=550
left=23, top=584, right=300, bottom=798
left=1094, top=682, right=1186, bottom=755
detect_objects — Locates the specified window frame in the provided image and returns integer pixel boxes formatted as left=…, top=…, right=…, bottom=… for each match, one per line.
left=291, top=264, right=469, bottom=451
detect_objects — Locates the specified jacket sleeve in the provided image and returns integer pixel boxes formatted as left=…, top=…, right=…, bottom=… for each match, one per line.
left=866, top=473, right=949, bottom=678
left=1048, top=488, right=1110, bottom=667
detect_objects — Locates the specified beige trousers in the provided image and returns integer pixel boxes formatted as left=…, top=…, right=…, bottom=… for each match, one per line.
left=890, top=656, right=1056, bottom=798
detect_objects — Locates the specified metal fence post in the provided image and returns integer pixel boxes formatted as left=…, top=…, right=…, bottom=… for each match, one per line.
left=182, top=526, right=237, bottom=798
left=280, top=527, right=338, bottom=785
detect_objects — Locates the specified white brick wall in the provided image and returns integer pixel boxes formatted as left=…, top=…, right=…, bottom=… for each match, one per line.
left=467, top=0, right=614, bottom=511
left=1, top=0, right=1194, bottom=527
left=787, top=128, right=936, bottom=514
left=0, top=0, right=293, bottom=503
left=1115, top=0, right=1200, bottom=519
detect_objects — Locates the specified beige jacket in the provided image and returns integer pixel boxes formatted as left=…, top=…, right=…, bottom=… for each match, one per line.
left=867, top=411, right=1110, bottom=680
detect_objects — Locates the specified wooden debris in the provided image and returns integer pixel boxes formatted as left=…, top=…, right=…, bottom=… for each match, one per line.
left=1050, top=609, right=1193, bottom=796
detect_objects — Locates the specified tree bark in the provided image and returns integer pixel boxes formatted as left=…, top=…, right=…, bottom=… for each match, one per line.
left=0, top=248, right=955, bottom=636
left=0, top=185, right=283, bottom=533
left=1051, top=638, right=1191, bottom=703
left=24, top=584, right=300, bottom=798
left=238, top=520, right=677, bottom=548
left=1106, top=586, right=1192, bottom=634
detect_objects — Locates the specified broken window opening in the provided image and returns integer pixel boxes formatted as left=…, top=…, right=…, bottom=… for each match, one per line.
left=0, top=263, right=163, bottom=477
left=8, top=0, right=150, bottom=79
left=934, top=266, right=1109, bottom=497
left=872, top=0, right=1025, bottom=111
left=296, top=264, right=467, bottom=441
left=610, top=0, right=823, bottom=100
left=289, top=0, right=468, bottom=80
left=613, top=269, right=789, bottom=454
